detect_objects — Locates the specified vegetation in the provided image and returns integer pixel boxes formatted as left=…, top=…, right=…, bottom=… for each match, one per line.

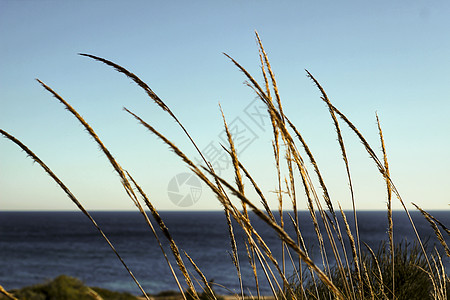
left=299, top=242, right=449, bottom=299
left=1, top=32, right=449, bottom=299
left=0, top=275, right=137, bottom=300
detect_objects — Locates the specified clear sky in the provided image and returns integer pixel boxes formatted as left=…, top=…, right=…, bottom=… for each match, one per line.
left=1, top=1, right=449, bottom=211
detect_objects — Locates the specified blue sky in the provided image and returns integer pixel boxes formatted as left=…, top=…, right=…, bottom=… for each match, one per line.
left=1, top=1, right=449, bottom=211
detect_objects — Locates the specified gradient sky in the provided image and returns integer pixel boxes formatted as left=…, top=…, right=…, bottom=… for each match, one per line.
left=1, top=1, right=449, bottom=211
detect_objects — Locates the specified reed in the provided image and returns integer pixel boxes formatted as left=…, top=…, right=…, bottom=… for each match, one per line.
left=1, top=32, right=448, bottom=300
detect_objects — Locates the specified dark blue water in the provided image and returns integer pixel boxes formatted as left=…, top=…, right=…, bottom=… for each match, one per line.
left=0, top=211, right=448, bottom=295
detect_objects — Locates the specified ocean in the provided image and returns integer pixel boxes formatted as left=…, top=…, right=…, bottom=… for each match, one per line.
left=0, top=211, right=448, bottom=296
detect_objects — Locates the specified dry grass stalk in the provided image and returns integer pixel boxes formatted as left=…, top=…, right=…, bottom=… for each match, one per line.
left=420, top=212, right=450, bottom=236
left=229, top=207, right=283, bottom=299
left=285, top=155, right=340, bottom=290
left=126, top=150, right=200, bottom=300
left=221, top=106, right=266, bottom=299
left=273, top=142, right=286, bottom=291
left=252, top=245, right=279, bottom=300
left=259, top=49, right=272, bottom=100
left=252, top=242, right=286, bottom=300
left=245, top=240, right=261, bottom=299
left=184, top=252, right=217, bottom=300
left=283, top=240, right=300, bottom=283
left=285, top=144, right=334, bottom=297
left=225, top=207, right=245, bottom=299
left=255, top=35, right=287, bottom=287
left=433, top=249, right=449, bottom=300
left=363, top=243, right=387, bottom=299
left=315, top=211, right=354, bottom=299
left=376, top=113, right=394, bottom=297
left=255, top=31, right=284, bottom=123
left=413, top=203, right=450, bottom=257
left=338, top=204, right=362, bottom=297
left=361, top=262, right=375, bottom=300
left=230, top=194, right=298, bottom=299
left=306, top=71, right=363, bottom=294
left=418, top=265, right=439, bottom=299
left=258, top=45, right=283, bottom=221
left=255, top=44, right=287, bottom=223
left=285, top=152, right=303, bottom=283
left=430, top=252, right=444, bottom=300
left=87, top=287, right=104, bottom=300
left=0, top=129, right=149, bottom=299
left=283, top=221, right=308, bottom=299
left=276, top=125, right=333, bottom=297
left=0, top=284, right=19, bottom=300
left=220, top=105, right=247, bottom=217
left=221, top=146, right=276, bottom=223
left=284, top=116, right=356, bottom=295
left=126, top=172, right=187, bottom=299
left=232, top=210, right=295, bottom=300
left=284, top=117, right=335, bottom=218
left=284, top=117, right=356, bottom=297
left=287, top=214, right=319, bottom=298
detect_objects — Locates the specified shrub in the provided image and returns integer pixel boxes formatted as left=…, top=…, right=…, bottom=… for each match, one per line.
left=1, top=275, right=137, bottom=300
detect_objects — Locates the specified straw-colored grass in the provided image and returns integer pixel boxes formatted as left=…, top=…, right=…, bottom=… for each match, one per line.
left=1, top=32, right=448, bottom=300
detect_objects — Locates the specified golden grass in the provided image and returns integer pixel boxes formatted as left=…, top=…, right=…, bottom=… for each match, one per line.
left=1, top=32, right=449, bottom=300
left=376, top=113, right=394, bottom=297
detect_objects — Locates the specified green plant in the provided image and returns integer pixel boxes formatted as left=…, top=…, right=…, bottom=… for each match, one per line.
left=297, top=242, right=442, bottom=300
left=0, top=275, right=138, bottom=300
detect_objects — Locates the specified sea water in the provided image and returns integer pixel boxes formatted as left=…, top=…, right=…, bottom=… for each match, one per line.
left=0, top=211, right=448, bottom=295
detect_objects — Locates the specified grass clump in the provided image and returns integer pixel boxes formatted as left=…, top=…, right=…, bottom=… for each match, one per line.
left=365, top=242, right=431, bottom=299
left=297, top=242, right=446, bottom=300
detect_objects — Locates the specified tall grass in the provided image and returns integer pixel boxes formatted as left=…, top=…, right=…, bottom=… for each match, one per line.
left=1, top=32, right=449, bottom=299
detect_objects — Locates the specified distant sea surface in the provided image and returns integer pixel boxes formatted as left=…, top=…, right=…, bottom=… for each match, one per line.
left=1, top=211, right=448, bottom=295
